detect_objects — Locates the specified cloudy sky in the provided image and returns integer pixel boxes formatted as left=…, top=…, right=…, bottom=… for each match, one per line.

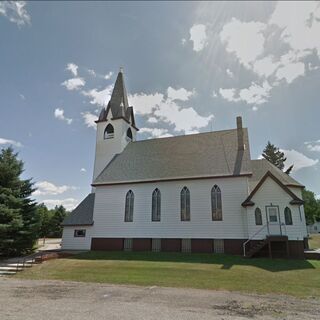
left=1, top=1, right=320, bottom=209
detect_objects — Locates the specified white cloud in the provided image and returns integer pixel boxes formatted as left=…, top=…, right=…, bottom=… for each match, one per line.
left=212, top=91, right=218, bottom=98
left=81, top=112, right=97, bottom=129
left=129, top=92, right=164, bottom=114
left=189, top=24, right=208, bottom=52
left=269, top=1, right=320, bottom=59
left=66, top=63, right=78, bottom=76
left=41, top=198, right=79, bottom=211
left=62, top=77, right=85, bottom=91
left=305, top=140, right=320, bottom=152
left=226, top=68, right=234, bottom=78
left=82, top=85, right=112, bottom=106
left=54, top=108, right=72, bottom=125
left=80, top=168, right=87, bottom=172
left=19, top=93, right=25, bottom=100
left=33, top=181, right=77, bottom=196
left=104, top=71, right=113, bottom=80
left=0, top=1, right=30, bottom=26
left=147, top=117, right=158, bottom=123
left=167, top=87, right=195, bottom=101
left=87, top=69, right=96, bottom=77
left=0, top=138, right=22, bottom=147
left=282, top=149, right=319, bottom=172
left=219, top=81, right=272, bottom=106
left=275, top=60, right=305, bottom=84
left=181, top=38, right=187, bottom=45
left=139, top=128, right=173, bottom=138
left=154, top=99, right=214, bottom=132
left=253, top=56, right=281, bottom=78
left=220, top=18, right=266, bottom=68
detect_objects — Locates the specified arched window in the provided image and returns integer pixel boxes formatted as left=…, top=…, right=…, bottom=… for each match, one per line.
left=104, top=124, right=114, bottom=139
left=211, top=185, right=222, bottom=221
left=284, top=207, right=293, bottom=225
left=124, top=190, right=134, bottom=222
left=127, top=128, right=133, bottom=141
left=181, top=187, right=190, bottom=221
left=255, top=207, right=262, bottom=225
left=152, top=188, right=161, bottom=221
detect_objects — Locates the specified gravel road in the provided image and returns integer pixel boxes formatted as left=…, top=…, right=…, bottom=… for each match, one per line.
left=0, top=278, right=319, bottom=320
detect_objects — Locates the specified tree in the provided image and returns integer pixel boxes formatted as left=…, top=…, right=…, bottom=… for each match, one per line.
left=284, top=165, right=294, bottom=175
left=49, top=205, right=67, bottom=238
left=302, top=189, right=320, bottom=225
left=37, top=203, right=53, bottom=244
left=262, top=141, right=287, bottom=171
left=0, top=147, right=39, bottom=256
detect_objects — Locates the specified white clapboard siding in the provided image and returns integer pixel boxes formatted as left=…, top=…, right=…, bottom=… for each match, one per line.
left=91, top=177, right=249, bottom=239
left=61, top=226, right=92, bottom=250
left=247, top=177, right=307, bottom=241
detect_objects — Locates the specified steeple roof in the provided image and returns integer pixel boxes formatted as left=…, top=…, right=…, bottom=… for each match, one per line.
left=97, top=68, right=138, bottom=129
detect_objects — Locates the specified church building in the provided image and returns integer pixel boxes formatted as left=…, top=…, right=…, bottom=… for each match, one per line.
left=62, top=69, right=308, bottom=259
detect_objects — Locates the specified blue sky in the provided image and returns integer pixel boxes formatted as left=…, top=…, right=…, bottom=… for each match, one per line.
left=1, top=1, right=320, bottom=209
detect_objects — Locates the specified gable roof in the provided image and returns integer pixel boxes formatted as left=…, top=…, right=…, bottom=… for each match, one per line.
left=62, top=193, right=95, bottom=226
left=96, top=69, right=137, bottom=129
left=242, top=170, right=304, bottom=207
left=93, top=128, right=252, bottom=186
left=249, top=159, right=304, bottom=191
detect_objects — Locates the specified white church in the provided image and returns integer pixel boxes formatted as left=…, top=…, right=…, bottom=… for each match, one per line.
left=62, top=69, right=308, bottom=259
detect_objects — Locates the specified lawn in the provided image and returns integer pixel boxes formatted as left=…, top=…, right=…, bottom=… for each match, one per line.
left=16, top=251, right=320, bottom=298
left=309, top=234, right=320, bottom=249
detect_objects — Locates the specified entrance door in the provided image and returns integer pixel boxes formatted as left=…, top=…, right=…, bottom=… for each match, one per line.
left=266, top=206, right=281, bottom=235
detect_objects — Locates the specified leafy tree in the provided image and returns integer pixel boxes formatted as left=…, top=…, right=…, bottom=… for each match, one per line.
left=284, top=165, right=294, bottom=175
left=0, top=147, right=39, bottom=256
left=37, top=203, right=53, bottom=244
left=302, top=189, right=320, bottom=225
left=262, top=141, right=287, bottom=171
left=49, top=205, right=67, bottom=238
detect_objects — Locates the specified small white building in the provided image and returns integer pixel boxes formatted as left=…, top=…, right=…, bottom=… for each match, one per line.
left=62, top=69, right=308, bottom=258
left=307, top=221, right=320, bottom=234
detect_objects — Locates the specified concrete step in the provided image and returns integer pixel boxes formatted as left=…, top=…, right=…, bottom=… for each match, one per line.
left=0, top=266, right=23, bottom=272
left=0, top=270, right=17, bottom=276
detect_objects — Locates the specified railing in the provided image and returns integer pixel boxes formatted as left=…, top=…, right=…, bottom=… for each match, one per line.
left=16, top=251, right=44, bottom=272
left=243, top=224, right=268, bottom=257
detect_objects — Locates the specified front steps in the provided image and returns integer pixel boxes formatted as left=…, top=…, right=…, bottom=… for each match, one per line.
left=245, top=239, right=269, bottom=258
left=0, top=261, right=34, bottom=276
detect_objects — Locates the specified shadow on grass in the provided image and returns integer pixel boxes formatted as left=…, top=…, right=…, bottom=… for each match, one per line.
left=70, top=251, right=317, bottom=272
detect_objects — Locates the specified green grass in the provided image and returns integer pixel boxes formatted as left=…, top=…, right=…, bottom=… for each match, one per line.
left=309, top=234, right=320, bottom=249
left=16, top=251, right=320, bottom=298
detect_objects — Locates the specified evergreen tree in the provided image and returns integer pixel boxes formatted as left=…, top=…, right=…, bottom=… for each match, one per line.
left=37, top=203, right=53, bottom=243
left=262, top=141, right=287, bottom=171
left=0, top=147, right=39, bottom=256
left=285, top=164, right=294, bottom=175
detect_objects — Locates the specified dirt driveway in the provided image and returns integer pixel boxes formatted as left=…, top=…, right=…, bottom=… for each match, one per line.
left=0, top=278, right=319, bottom=320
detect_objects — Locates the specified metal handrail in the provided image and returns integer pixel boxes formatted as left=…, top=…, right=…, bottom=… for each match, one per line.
left=243, top=224, right=268, bottom=257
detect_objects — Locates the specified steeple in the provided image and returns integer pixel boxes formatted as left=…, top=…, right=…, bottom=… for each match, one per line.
left=97, top=68, right=137, bottom=129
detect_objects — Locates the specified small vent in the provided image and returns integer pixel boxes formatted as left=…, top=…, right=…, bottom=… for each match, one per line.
left=213, top=239, right=224, bottom=253
left=152, top=238, right=161, bottom=252
left=124, top=238, right=133, bottom=251
left=181, top=239, right=192, bottom=253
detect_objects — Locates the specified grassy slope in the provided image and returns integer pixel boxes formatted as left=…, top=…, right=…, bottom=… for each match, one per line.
left=16, top=252, right=320, bottom=298
left=309, top=234, right=320, bottom=249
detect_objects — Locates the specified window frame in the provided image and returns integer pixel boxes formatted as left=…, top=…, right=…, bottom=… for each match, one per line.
left=104, top=123, right=114, bottom=139
left=255, top=207, right=263, bottom=225
left=180, top=186, right=190, bottom=221
left=284, top=206, right=293, bottom=225
left=126, top=127, right=133, bottom=141
left=124, top=190, right=134, bottom=222
left=74, top=229, right=86, bottom=237
left=152, top=188, right=161, bottom=222
left=211, top=185, right=222, bottom=221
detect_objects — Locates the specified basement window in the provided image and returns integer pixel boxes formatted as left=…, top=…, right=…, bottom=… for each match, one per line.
left=74, top=229, right=86, bottom=237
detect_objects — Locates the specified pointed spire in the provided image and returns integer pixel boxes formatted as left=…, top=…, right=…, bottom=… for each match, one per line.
left=109, top=67, right=129, bottom=111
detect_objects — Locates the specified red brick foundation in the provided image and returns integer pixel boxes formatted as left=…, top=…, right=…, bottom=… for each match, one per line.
left=191, top=239, right=213, bottom=253
left=91, top=238, right=123, bottom=251
left=133, top=238, right=152, bottom=251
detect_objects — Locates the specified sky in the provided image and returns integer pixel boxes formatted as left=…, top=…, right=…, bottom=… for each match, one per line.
left=1, top=1, right=320, bottom=210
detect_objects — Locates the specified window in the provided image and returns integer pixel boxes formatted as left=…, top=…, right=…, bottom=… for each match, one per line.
left=127, top=128, right=133, bottom=140
left=255, top=207, right=262, bottom=225
left=267, top=207, right=278, bottom=223
left=211, top=185, right=222, bottom=221
left=124, top=238, right=133, bottom=251
left=104, top=124, right=114, bottom=139
left=152, top=239, right=161, bottom=252
left=124, top=190, right=134, bottom=222
left=181, top=186, right=190, bottom=221
left=213, top=239, right=224, bottom=253
left=152, top=188, right=161, bottom=221
left=74, top=229, right=86, bottom=237
left=284, top=207, right=293, bottom=225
